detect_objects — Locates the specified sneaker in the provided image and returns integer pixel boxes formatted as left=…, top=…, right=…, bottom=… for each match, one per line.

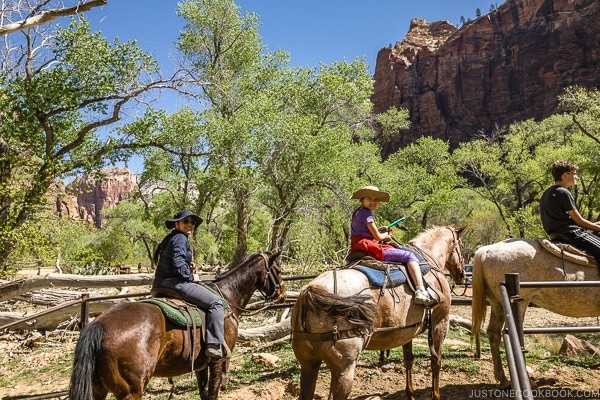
left=205, top=344, right=224, bottom=360
left=414, top=288, right=437, bottom=307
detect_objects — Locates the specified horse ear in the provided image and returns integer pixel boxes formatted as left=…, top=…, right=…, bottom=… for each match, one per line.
left=269, top=248, right=282, bottom=259
left=455, top=224, right=468, bottom=234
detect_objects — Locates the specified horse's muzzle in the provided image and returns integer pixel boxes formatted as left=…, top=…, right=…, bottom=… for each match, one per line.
left=273, top=285, right=287, bottom=303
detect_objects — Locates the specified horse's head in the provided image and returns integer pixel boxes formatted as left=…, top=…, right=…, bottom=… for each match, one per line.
left=256, top=249, right=286, bottom=303
left=445, top=225, right=467, bottom=284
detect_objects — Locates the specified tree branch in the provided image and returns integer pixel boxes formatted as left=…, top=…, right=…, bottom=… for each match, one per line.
left=0, top=0, right=107, bottom=36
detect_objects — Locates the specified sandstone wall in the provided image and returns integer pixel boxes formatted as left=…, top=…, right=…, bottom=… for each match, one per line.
left=371, top=0, right=600, bottom=155
left=47, top=167, right=139, bottom=228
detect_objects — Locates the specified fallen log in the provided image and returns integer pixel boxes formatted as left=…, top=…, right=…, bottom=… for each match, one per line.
left=0, top=298, right=127, bottom=331
left=0, top=273, right=215, bottom=301
left=237, top=318, right=290, bottom=341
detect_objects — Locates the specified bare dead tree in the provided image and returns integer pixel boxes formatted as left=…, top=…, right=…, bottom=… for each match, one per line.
left=0, top=0, right=106, bottom=36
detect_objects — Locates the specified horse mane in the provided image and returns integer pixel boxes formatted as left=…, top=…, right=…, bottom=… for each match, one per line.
left=213, top=252, right=259, bottom=281
left=214, top=251, right=279, bottom=281
left=409, top=225, right=446, bottom=247
left=300, top=285, right=376, bottom=327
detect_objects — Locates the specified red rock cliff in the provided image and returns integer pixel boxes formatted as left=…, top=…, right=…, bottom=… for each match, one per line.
left=371, top=0, right=600, bottom=155
left=47, top=167, right=139, bottom=228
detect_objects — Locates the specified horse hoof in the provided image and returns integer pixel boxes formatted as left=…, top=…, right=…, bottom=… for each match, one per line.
left=379, top=362, right=395, bottom=372
left=499, top=380, right=511, bottom=390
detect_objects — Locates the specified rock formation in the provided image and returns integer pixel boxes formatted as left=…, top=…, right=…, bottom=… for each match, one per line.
left=46, top=167, right=139, bottom=228
left=371, top=0, right=600, bottom=156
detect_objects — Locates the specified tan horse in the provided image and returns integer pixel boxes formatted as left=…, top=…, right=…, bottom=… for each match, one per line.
left=471, top=238, right=600, bottom=389
left=291, top=225, right=466, bottom=400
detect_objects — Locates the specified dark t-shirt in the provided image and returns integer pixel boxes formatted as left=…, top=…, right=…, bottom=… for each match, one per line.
left=539, top=185, right=578, bottom=235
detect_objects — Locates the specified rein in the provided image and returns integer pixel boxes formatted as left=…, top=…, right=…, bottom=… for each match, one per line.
left=212, top=251, right=283, bottom=315
left=407, top=226, right=464, bottom=277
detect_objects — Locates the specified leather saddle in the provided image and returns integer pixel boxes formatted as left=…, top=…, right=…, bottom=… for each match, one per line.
left=143, top=288, right=205, bottom=328
left=537, top=238, right=597, bottom=267
left=139, top=288, right=209, bottom=367
left=344, top=251, right=443, bottom=304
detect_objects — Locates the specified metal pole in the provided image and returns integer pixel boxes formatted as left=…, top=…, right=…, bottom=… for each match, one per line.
left=505, top=273, right=525, bottom=349
left=502, top=331, right=523, bottom=400
left=499, top=282, right=534, bottom=400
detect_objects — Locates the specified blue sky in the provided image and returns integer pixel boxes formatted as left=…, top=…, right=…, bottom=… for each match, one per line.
left=83, top=0, right=494, bottom=172
left=86, top=0, right=494, bottom=73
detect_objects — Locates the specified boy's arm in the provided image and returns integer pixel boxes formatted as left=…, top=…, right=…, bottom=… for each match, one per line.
left=567, top=209, right=600, bottom=232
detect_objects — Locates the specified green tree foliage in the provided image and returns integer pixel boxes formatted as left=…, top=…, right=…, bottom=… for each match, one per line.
left=4, top=1, right=600, bottom=276
left=381, top=137, right=462, bottom=240
left=453, top=110, right=599, bottom=241
left=175, top=0, right=278, bottom=264
left=559, top=86, right=600, bottom=148
left=0, top=17, right=186, bottom=265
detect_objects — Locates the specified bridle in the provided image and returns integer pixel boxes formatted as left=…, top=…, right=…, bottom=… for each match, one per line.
left=445, top=227, right=466, bottom=282
left=408, top=227, right=464, bottom=274
left=256, top=251, right=284, bottom=301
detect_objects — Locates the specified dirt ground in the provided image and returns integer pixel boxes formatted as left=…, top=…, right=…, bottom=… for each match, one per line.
left=2, top=290, right=600, bottom=400
left=216, top=303, right=600, bottom=400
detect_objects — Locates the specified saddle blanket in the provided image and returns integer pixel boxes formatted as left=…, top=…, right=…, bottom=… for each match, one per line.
left=140, top=298, right=203, bottom=328
left=352, top=263, right=431, bottom=288
left=353, top=265, right=407, bottom=287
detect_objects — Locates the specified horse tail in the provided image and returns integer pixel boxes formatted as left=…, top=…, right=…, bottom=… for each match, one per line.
left=299, top=285, right=376, bottom=328
left=470, top=247, right=488, bottom=358
left=69, top=322, right=103, bottom=400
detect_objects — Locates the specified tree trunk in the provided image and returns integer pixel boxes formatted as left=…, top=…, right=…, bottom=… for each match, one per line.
left=233, top=187, right=249, bottom=265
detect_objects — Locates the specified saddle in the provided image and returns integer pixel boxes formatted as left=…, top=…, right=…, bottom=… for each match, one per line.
left=141, top=287, right=218, bottom=370
left=344, top=249, right=443, bottom=304
left=141, top=290, right=205, bottom=328
left=537, top=238, right=597, bottom=268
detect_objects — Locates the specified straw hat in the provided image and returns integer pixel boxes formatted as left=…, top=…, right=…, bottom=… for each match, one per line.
left=350, top=186, right=390, bottom=202
left=165, top=210, right=203, bottom=229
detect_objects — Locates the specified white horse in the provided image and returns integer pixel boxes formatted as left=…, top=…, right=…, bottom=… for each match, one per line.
left=292, top=225, right=467, bottom=400
left=471, top=238, right=600, bottom=388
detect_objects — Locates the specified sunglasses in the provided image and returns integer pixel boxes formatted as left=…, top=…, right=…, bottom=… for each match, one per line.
left=180, top=219, right=197, bottom=225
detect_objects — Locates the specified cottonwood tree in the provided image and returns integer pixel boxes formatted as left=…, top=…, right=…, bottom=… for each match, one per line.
left=453, top=116, right=581, bottom=239
left=254, top=60, right=378, bottom=252
left=176, top=0, right=320, bottom=264
left=0, top=16, right=193, bottom=265
left=380, top=137, right=463, bottom=238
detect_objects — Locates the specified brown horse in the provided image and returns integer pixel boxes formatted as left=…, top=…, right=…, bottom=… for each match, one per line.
left=471, top=238, right=600, bottom=389
left=291, top=225, right=467, bottom=400
left=69, top=250, right=286, bottom=400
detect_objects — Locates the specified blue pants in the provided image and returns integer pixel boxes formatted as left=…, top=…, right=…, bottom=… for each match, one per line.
left=157, top=278, right=225, bottom=345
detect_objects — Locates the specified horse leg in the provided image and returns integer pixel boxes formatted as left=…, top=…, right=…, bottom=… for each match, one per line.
left=428, top=317, right=447, bottom=400
left=327, top=360, right=357, bottom=400
left=402, top=342, right=415, bottom=400
left=205, top=362, right=225, bottom=400
left=221, top=359, right=230, bottom=390
left=487, top=302, right=510, bottom=389
left=378, top=349, right=391, bottom=365
left=298, top=358, right=321, bottom=400
left=196, top=368, right=208, bottom=400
